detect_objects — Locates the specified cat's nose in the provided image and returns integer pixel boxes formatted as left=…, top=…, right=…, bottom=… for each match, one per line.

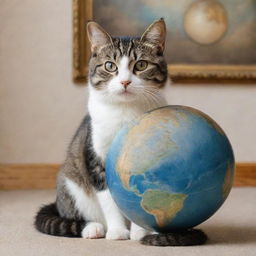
left=121, top=80, right=131, bottom=89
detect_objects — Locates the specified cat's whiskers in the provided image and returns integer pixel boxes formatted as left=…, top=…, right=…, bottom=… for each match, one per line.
left=134, top=85, right=163, bottom=108
left=129, top=86, right=160, bottom=109
left=130, top=86, right=152, bottom=107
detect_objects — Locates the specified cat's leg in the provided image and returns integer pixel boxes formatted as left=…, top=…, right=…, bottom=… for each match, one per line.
left=97, top=189, right=130, bottom=240
left=64, top=176, right=106, bottom=239
left=130, top=222, right=153, bottom=241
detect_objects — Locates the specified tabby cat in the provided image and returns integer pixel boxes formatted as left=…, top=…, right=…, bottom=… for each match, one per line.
left=35, top=19, right=207, bottom=246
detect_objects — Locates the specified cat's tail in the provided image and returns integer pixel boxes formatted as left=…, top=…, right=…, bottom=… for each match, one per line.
left=34, top=203, right=86, bottom=237
left=140, top=229, right=207, bottom=246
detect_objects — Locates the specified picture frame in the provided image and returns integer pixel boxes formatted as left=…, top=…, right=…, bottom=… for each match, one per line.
left=73, top=0, right=256, bottom=83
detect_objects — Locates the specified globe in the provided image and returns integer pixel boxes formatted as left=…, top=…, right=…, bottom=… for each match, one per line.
left=184, top=0, right=228, bottom=45
left=106, top=105, right=235, bottom=232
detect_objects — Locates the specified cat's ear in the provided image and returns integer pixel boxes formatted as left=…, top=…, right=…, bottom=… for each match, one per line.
left=140, top=18, right=166, bottom=53
left=87, top=21, right=113, bottom=52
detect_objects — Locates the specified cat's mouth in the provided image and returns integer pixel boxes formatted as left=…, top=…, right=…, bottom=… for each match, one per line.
left=118, top=90, right=134, bottom=96
left=115, top=89, right=137, bottom=102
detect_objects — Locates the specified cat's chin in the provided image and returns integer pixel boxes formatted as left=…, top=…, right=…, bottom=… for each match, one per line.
left=113, top=92, right=137, bottom=103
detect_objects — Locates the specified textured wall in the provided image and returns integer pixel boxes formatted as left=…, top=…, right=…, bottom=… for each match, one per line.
left=0, top=0, right=255, bottom=163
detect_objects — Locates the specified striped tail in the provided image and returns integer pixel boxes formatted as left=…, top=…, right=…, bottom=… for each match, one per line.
left=140, top=229, right=208, bottom=246
left=34, top=203, right=86, bottom=237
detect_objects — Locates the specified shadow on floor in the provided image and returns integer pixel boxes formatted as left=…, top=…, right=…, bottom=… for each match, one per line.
left=203, top=224, right=256, bottom=245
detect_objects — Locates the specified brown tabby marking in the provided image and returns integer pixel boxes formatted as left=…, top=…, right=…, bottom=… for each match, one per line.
left=89, top=37, right=168, bottom=90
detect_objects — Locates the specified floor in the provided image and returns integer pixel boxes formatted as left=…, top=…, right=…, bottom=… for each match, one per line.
left=0, top=188, right=256, bottom=256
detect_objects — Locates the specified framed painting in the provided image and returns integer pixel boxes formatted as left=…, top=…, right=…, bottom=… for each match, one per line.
left=73, top=0, right=256, bottom=83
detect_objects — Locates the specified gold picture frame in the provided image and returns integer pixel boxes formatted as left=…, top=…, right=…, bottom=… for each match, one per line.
left=73, top=0, right=256, bottom=83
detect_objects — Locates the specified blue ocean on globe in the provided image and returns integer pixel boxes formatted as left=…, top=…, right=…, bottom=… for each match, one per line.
left=106, top=105, right=235, bottom=232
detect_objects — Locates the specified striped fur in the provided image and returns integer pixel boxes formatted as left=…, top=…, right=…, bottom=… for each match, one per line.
left=88, top=37, right=168, bottom=90
left=34, top=203, right=85, bottom=237
left=35, top=116, right=106, bottom=237
left=140, top=229, right=207, bottom=246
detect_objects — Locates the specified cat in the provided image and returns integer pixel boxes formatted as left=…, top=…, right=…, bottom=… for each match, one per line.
left=35, top=18, right=207, bottom=246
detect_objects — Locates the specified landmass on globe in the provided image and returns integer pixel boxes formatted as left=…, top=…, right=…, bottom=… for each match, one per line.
left=140, top=189, right=187, bottom=227
left=116, top=108, right=181, bottom=190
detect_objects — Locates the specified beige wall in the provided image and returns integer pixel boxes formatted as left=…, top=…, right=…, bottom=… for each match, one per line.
left=0, top=0, right=255, bottom=164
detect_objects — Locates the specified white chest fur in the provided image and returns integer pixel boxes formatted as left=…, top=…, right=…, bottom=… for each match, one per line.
left=88, top=91, right=167, bottom=161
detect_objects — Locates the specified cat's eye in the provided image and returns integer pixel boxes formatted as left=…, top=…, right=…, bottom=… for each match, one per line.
left=134, top=60, right=148, bottom=71
left=105, top=61, right=117, bottom=72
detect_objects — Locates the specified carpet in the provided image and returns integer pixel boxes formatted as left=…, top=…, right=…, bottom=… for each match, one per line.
left=1, top=188, right=256, bottom=256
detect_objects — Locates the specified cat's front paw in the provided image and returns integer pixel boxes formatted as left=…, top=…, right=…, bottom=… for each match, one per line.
left=130, top=228, right=152, bottom=241
left=106, top=227, right=130, bottom=240
left=82, top=222, right=105, bottom=239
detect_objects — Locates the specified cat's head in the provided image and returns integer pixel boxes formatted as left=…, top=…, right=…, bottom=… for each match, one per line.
left=87, top=19, right=168, bottom=104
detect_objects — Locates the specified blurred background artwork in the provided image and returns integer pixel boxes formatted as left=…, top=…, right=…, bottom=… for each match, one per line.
left=73, top=0, right=256, bottom=82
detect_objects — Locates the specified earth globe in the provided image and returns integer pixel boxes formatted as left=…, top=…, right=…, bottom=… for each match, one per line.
left=184, top=0, right=228, bottom=45
left=106, top=105, right=235, bottom=232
